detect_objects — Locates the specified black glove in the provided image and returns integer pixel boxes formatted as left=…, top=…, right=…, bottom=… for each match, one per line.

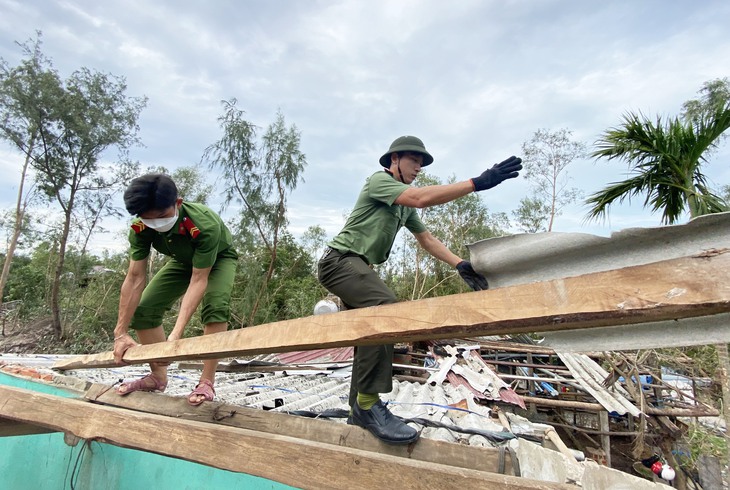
left=641, top=454, right=661, bottom=468
left=456, top=261, right=489, bottom=291
left=471, top=156, right=523, bottom=191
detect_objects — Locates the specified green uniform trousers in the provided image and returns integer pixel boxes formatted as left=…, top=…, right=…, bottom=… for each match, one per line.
left=130, top=256, right=237, bottom=329
left=317, top=248, right=397, bottom=407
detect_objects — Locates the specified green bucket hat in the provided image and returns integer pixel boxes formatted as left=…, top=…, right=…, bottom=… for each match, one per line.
left=379, top=135, right=434, bottom=167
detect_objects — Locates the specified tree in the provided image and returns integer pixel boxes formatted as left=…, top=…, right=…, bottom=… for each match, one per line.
left=682, top=78, right=730, bottom=123
left=585, top=104, right=730, bottom=224
left=299, top=225, right=327, bottom=275
left=1, top=36, right=147, bottom=337
left=587, top=80, right=730, bottom=466
left=202, top=100, right=306, bottom=325
left=143, top=165, right=213, bottom=205
left=512, top=196, right=551, bottom=233
left=520, top=128, right=585, bottom=231
left=171, top=166, right=213, bottom=204
left=0, top=33, right=61, bottom=310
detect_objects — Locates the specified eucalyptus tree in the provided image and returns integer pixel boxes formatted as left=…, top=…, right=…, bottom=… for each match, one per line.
left=0, top=33, right=61, bottom=310
left=202, top=99, right=306, bottom=325
left=1, top=35, right=147, bottom=337
left=682, top=78, right=730, bottom=124
left=512, top=196, right=551, bottom=233
left=520, top=128, right=586, bottom=231
left=299, top=224, right=327, bottom=275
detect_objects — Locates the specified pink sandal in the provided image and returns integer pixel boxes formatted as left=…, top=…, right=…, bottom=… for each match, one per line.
left=188, top=379, right=215, bottom=406
left=117, top=373, right=167, bottom=396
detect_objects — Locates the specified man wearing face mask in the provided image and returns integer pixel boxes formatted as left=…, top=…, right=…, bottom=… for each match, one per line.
left=318, top=136, right=522, bottom=445
left=112, top=173, right=238, bottom=406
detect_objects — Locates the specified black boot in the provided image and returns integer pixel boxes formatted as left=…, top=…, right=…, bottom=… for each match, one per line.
left=351, top=400, right=419, bottom=445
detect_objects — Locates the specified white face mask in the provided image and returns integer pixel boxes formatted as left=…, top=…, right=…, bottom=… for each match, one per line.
left=140, top=209, right=178, bottom=232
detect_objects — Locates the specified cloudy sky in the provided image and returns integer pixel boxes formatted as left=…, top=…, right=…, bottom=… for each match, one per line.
left=1, top=0, right=728, bottom=254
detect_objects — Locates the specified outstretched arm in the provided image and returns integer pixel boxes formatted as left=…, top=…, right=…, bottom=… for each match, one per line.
left=394, top=156, right=522, bottom=209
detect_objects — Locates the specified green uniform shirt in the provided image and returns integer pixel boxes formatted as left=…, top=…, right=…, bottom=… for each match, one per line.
left=128, top=202, right=237, bottom=269
left=329, top=171, right=427, bottom=265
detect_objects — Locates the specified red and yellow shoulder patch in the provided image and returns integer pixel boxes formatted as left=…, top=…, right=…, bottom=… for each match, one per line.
left=181, top=217, right=200, bottom=238
left=131, top=220, right=146, bottom=234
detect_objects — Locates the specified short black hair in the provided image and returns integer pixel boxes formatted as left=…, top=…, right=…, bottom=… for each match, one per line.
left=123, top=173, right=178, bottom=216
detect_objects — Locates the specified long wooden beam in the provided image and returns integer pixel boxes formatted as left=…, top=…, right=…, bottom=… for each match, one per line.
left=84, top=383, right=513, bottom=474
left=54, top=252, right=730, bottom=370
left=0, top=385, right=572, bottom=490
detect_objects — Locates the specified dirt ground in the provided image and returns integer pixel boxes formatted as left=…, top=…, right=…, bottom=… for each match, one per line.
left=0, top=316, right=56, bottom=354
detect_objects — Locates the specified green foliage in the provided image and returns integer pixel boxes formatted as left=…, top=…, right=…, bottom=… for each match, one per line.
left=586, top=81, right=730, bottom=224
left=681, top=77, right=730, bottom=125
left=1, top=243, right=57, bottom=316
left=135, top=165, right=214, bottom=206
left=512, top=196, right=551, bottom=233
left=679, top=423, right=727, bottom=473
left=0, top=31, right=147, bottom=338
left=231, top=233, right=325, bottom=327
left=655, top=345, right=719, bottom=378
left=203, top=100, right=307, bottom=324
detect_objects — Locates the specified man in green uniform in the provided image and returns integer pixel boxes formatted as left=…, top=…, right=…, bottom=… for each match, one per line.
left=112, top=173, right=238, bottom=406
left=318, top=136, right=522, bottom=444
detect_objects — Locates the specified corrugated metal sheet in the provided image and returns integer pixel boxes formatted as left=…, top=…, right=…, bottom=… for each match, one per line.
left=1, top=354, right=517, bottom=448
left=557, top=353, right=641, bottom=417
left=275, top=347, right=354, bottom=364
left=468, top=212, right=730, bottom=351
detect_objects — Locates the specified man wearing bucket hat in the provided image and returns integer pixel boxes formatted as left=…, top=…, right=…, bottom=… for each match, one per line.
left=318, top=135, right=522, bottom=444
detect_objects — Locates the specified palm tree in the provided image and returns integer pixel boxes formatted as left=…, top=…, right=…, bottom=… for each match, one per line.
left=586, top=93, right=730, bottom=468
left=585, top=102, right=730, bottom=224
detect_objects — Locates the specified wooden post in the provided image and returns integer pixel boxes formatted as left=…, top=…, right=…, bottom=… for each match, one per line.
left=527, top=353, right=537, bottom=417
left=598, top=411, right=611, bottom=468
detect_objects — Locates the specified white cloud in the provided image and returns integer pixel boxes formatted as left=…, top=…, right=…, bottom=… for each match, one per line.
left=0, top=0, right=728, bottom=256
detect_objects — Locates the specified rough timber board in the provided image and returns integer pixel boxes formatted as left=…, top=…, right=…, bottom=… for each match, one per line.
left=0, top=385, right=573, bottom=490
left=84, top=383, right=514, bottom=474
left=54, top=252, right=730, bottom=370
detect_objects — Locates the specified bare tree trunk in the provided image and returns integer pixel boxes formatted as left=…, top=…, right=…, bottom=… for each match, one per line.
left=0, top=139, right=35, bottom=309
left=0, top=216, right=23, bottom=306
left=51, top=190, right=75, bottom=339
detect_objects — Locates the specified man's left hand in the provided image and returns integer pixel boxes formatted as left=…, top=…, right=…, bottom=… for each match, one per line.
left=456, top=261, right=489, bottom=291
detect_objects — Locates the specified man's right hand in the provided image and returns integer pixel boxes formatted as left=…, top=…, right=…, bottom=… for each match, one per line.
left=113, top=333, right=138, bottom=365
left=471, top=156, right=523, bottom=191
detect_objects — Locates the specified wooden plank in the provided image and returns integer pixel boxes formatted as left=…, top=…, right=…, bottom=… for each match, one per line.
left=0, top=416, right=58, bottom=436
left=0, top=385, right=573, bottom=490
left=84, top=383, right=514, bottom=474
left=519, top=395, right=719, bottom=417
left=54, top=252, right=730, bottom=370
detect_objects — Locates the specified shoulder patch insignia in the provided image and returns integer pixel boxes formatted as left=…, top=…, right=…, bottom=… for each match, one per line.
left=131, top=220, right=146, bottom=234
left=182, top=217, right=200, bottom=238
